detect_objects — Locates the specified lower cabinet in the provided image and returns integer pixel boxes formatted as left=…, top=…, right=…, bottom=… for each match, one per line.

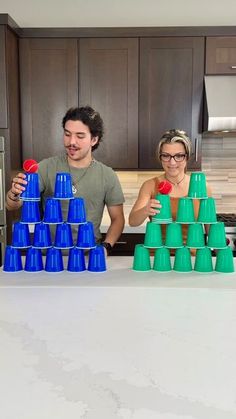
left=102, top=233, right=145, bottom=256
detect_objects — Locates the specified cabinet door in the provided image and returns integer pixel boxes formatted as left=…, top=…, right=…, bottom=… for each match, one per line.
left=206, top=37, right=236, bottom=74
left=139, top=37, right=204, bottom=170
left=79, top=38, right=138, bottom=169
left=20, top=39, right=78, bottom=161
left=0, top=26, right=7, bottom=128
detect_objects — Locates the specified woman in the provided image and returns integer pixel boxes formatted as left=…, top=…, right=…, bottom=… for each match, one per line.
left=129, top=129, right=212, bottom=244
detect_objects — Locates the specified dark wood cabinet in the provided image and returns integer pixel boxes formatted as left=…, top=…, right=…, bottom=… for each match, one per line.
left=206, top=37, right=236, bottom=74
left=0, top=25, right=21, bottom=180
left=139, top=37, right=204, bottom=170
left=79, top=38, right=139, bottom=169
left=0, top=25, right=22, bottom=242
left=20, top=38, right=78, bottom=161
left=0, top=26, right=8, bottom=128
left=19, top=35, right=204, bottom=170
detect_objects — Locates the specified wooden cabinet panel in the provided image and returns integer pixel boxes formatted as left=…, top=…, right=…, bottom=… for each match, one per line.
left=20, top=39, right=78, bottom=161
left=0, top=26, right=7, bottom=128
left=139, top=37, right=204, bottom=170
left=79, top=38, right=139, bottom=169
left=206, top=37, right=236, bottom=74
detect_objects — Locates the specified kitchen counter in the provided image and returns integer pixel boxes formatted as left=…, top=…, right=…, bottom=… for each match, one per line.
left=1, top=257, right=236, bottom=419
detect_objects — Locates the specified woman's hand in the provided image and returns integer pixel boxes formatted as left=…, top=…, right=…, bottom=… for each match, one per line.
left=144, top=198, right=161, bottom=217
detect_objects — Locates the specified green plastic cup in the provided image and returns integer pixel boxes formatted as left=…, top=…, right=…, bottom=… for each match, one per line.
left=188, top=172, right=208, bottom=199
left=194, top=247, right=213, bottom=273
left=144, top=221, right=163, bottom=248
left=152, top=193, right=172, bottom=224
left=165, top=222, right=183, bottom=248
left=197, top=197, right=217, bottom=224
left=132, top=244, right=151, bottom=271
left=215, top=246, right=235, bottom=273
left=186, top=223, right=205, bottom=248
left=153, top=247, right=172, bottom=272
left=176, top=197, right=195, bottom=224
left=173, top=246, right=192, bottom=272
left=207, top=222, right=227, bottom=249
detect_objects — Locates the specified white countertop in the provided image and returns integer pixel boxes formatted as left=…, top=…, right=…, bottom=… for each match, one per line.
left=1, top=257, right=236, bottom=419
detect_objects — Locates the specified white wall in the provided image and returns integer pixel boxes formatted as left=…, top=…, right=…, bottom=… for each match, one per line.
left=1, top=0, right=236, bottom=27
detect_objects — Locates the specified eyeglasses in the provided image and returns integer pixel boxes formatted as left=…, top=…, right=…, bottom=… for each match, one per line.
left=160, top=153, right=187, bottom=162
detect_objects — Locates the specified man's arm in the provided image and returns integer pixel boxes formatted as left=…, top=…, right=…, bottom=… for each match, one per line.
left=6, top=173, right=26, bottom=211
left=103, top=204, right=125, bottom=248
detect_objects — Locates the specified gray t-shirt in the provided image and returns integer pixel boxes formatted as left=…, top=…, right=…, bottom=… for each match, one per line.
left=38, top=155, right=125, bottom=241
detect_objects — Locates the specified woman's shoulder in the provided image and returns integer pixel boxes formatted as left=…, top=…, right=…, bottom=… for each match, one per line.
left=140, top=175, right=164, bottom=196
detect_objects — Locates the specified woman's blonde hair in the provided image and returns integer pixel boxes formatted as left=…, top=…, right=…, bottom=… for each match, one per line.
left=156, top=129, right=191, bottom=161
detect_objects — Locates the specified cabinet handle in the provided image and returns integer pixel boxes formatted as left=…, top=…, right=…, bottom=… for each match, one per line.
left=230, top=66, right=236, bottom=69
left=194, top=138, right=198, bottom=162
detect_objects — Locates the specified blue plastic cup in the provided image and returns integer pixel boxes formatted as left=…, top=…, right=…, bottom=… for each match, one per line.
left=33, top=222, right=52, bottom=248
left=88, top=245, right=107, bottom=272
left=54, top=222, right=73, bottom=249
left=67, top=247, right=86, bottom=272
left=67, top=197, right=87, bottom=224
left=54, top=172, right=74, bottom=199
left=76, top=221, right=96, bottom=249
left=20, top=173, right=40, bottom=201
left=3, top=245, right=23, bottom=272
left=20, top=200, right=41, bottom=224
left=12, top=222, right=31, bottom=248
left=43, top=198, right=63, bottom=224
left=24, top=247, right=43, bottom=272
left=45, top=247, right=64, bottom=272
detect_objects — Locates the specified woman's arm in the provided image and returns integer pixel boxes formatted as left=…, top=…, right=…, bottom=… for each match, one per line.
left=128, top=180, right=161, bottom=227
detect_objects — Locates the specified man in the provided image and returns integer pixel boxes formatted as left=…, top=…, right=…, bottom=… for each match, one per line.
left=6, top=106, right=125, bottom=254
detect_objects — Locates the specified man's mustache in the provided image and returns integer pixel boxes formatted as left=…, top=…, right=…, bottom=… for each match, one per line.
left=65, top=145, right=79, bottom=150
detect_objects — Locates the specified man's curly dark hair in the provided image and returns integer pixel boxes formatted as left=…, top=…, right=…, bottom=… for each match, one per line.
left=62, top=105, right=104, bottom=151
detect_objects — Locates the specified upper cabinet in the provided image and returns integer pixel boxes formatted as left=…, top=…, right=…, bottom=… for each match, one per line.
left=20, top=39, right=78, bottom=161
left=79, top=37, right=204, bottom=170
left=79, top=38, right=139, bottom=169
left=19, top=35, right=205, bottom=170
left=139, top=37, right=204, bottom=170
left=206, top=37, right=236, bottom=74
left=0, top=25, right=21, bottom=181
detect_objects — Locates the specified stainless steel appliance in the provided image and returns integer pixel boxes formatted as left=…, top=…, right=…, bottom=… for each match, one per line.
left=0, top=137, right=7, bottom=266
left=217, top=214, right=236, bottom=254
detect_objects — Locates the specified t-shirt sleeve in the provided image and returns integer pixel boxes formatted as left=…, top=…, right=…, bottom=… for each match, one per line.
left=104, top=168, right=125, bottom=207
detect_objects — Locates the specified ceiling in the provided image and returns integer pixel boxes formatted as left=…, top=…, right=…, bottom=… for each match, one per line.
left=1, top=0, right=236, bottom=28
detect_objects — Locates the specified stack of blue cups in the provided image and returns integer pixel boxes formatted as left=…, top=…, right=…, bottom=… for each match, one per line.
left=3, top=171, right=106, bottom=273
